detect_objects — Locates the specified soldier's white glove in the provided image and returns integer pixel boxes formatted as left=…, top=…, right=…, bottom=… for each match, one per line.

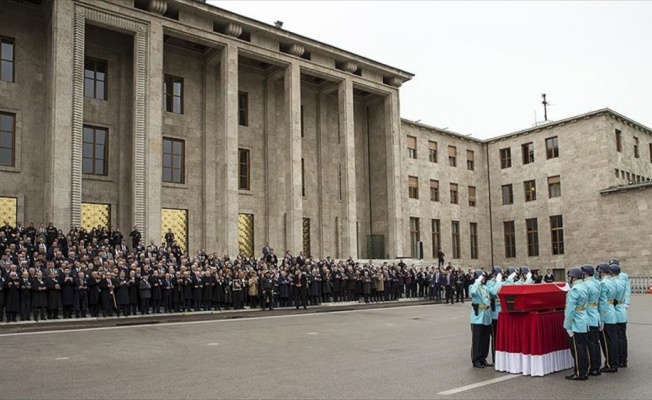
left=566, top=329, right=574, bottom=337
left=599, top=321, right=604, bottom=331
left=624, top=304, right=629, bottom=309
left=526, top=272, right=532, bottom=280
left=475, top=275, right=483, bottom=284
left=496, top=273, right=503, bottom=283
left=508, top=272, right=516, bottom=281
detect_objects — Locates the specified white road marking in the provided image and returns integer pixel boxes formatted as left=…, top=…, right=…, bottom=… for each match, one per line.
left=0, top=304, right=430, bottom=337
left=207, top=343, right=219, bottom=346
left=437, top=375, right=519, bottom=395
left=55, top=357, right=69, bottom=360
left=386, top=323, right=395, bottom=327
left=307, top=332, right=318, bottom=335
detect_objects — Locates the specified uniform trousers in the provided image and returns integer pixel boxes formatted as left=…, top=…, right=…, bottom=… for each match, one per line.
left=587, top=326, right=601, bottom=373
left=470, top=323, right=491, bottom=366
left=568, top=332, right=589, bottom=377
left=599, top=323, right=619, bottom=369
left=616, top=323, right=628, bottom=366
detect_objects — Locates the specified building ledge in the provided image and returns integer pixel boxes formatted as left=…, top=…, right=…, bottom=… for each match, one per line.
left=600, top=181, right=652, bottom=195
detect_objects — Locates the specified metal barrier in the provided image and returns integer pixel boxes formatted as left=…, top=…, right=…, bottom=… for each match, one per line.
left=630, top=276, right=651, bottom=294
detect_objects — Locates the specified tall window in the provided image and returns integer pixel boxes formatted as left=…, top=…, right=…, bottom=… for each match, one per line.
left=301, top=158, right=306, bottom=197
left=428, top=141, right=437, bottom=163
left=448, top=146, right=457, bottom=167
left=502, top=184, right=513, bottom=205
left=526, top=218, right=539, bottom=257
left=431, top=219, right=441, bottom=258
left=522, top=142, right=534, bottom=164
left=524, top=180, right=536, bottom=201
left=500, top=148, right=512, bottom=169
left=0, top=112, right=16, bottom=166
left=615, top=129, right=622, bottom=152
left=0, top=37, right=14, bottom=83
left=338, top=164, right=342, bottom=201
left=545, top=136, right=559, bottom=159
left=238, top=91, right=248, bottom=126
left=408, top=176, right=419, bottom=199
left=504, top=221, right=516, bottom=258
left=430, top=180, right=439, bottom=202
left=466, top=150, right=475, bottom=170
left=649, top=143, right=652, bottom=163
left=407, top=136, right=417, bottom=159
left=550, top=215, right=565, bottom=255
left=82, top=125, right=108, bottom=175
left=162, top=137, right=184, bottom=183
left=84, top=58, right=107, bottom=100
left=634, top=137, right=639, bottom=158
left=450, top=183, right=458, bottom=204
left=469, top=222, right=478, bottom=259
left=410, top=217, right=420, bottom=258
left=164, top=75, right=183, bottom=114
left=239, top=148, right=250, bottom=190
left=300, top=105, right=304, bottom=137
left=468, top=186, right=476, bottom=207
left=451, top=221, right=460, bottom=259
left=548, top=175, right=561, bottom=198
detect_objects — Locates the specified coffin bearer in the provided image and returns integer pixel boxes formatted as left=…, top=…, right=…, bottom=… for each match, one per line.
left=609, top=260, right=629, bottom=368
left=581, top=264, right=602, bottom=376
left=469, top=270, right=492, bottom=368
left=564, top=267, right=589, bottom=381
left=597, top=263, right=619, bottom=373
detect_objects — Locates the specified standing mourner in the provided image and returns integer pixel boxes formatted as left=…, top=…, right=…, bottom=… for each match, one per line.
left=544, top=269, right=555, bottom=283
left=563, top=267, right=589, bottom=381
left=580, top=264, right=602, bottom=376
left=469, top=270, right=492, bottom=368
left=437, top=249, right=445, bottom=268
left=609, top=259, right=629, bottom=368
left=597, top=263, right=619, bottom=373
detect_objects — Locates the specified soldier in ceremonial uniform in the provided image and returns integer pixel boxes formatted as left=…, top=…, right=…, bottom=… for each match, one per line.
left=563, top=267, right=589, bottom=380
left=597, top=263, right=619, bottom=373
left=469, top=270, right=492, bottom=368
left=485, top=266, right=507, bottom=363
left=610, top=260, right=629, bottom=368
left=581, top=264, right=602, bottom=376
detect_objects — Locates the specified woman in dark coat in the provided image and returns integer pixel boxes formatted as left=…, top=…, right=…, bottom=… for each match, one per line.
left=46, top=271, right=62, bottom=320
left=4, top=272, right=21, bottom=322
left=115, top=270, right=129, bottom=317
left=31, top=272, right=48, bottom=321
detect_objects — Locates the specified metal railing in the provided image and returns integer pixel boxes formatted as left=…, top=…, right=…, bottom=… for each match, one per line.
left=630, top=276, right=652, bottom=294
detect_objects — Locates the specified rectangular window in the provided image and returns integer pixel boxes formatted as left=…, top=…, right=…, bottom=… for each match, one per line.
left=410, top=217, right=420, bottom=258
left=502, top=184, right=513, bottom=205
left=430, top=180, right=439, bottom=202
left=500, top=147, right=512, bottom=169
left=615, top=129, right=622, bottom=152
left=162, top=137, right=185, bottom=183
left=300, top=105, right=304, bottom=137
left=338, top=164, right=342, bottom=201
left=448, top=146, right=457, bottom=167
left=408, top=176, right=419, bottom=199
left=548, top=175, right=561, bottom=198
left=0, top=112, right=16, bottom=166
left=431, top=219, right=441, bottom=258
left=504, top=221, right=516, bottom=258
left=466, top=150, right=475, bottom=170
left=428, top=141, right=437, bottom=163
left=522, top=142, right=534, bottom=164
left=634, top=137, right=639, bottom=158
left=615, top=168, right=619, bottom=178
left=545, top=136, right=559, bottom=159
left=550, top=215, right=564, bottom=255
left=524, top=179, right=536, bottom=202
left=238, top=148, right=250, bottom=190
left=468, top=185, right=476, bottom=207
left=469, top=222, right=478, bottom=259
left=301, top=158, right=306, bottom=197
left=84, top=58, right=107, bottom=100
left=450, top=183, right=458, bottom=204
left=82, top=125, right=108, bottom=176
left=649, top=143, right=652, bottom=163
left=407, top=136, right=417, bottom=159
left=451, top=221, right=460, bottom=259
left=526, top=218, right=539, bottom=257
left=0, top=37, right=14, bottom=83
left=238, top=91, right=248, bottom=126
left=164, top=75, right=183, bottom=114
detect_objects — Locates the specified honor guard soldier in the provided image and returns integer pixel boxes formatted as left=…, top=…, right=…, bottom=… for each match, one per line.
left=597, top=263, right=619, bottom=373
left=564, top=267, right=589, bottom=380
left=580, top=264, right=602, bottom=376
left=609, top=260, right=629, bottom=368
left=469, top=270, right=492, bottom=368
left=485, top=266, right=505, bottom=363
left=515, top=266, right=533, bottom=285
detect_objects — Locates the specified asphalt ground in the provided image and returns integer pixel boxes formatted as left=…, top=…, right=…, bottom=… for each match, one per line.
left=0, top=295, right=650, bottom=399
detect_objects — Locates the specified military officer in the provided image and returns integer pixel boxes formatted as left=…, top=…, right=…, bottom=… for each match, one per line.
left=580, top=264, right=602, bottom=376
left=469, top=270, right=492, bottom=368
left=515, top=266, right=533, bottom=285
left=609, top=260, right=629, bottom=368
left=485, top=266, right=506, bottom=363
left=597, top=263, right=619, bottom=373
left=564, top=267, right=589, bottom=380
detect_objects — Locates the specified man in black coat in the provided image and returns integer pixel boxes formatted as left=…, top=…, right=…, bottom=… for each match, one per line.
left=74, top=272, right=88, bottom=318
left=261, top=272, right=274, bottom=311
left=4, top=272, right=21, bottom=322
left=129, top=226, right=141, bottom=250
left=294, top=268, right=308, bottom=310
left=60, top=267, right=76, bottom=318
left=46, top=271, right=62, bottom=319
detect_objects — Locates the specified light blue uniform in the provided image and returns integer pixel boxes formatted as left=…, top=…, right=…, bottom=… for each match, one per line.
left=486, top=278, right=505, bottom=320
left=598, top=277, right=617, bottom=324
left=514, top=275, right=533, bottom=285
left=564, top=280, right=589, bottom=333
left=583, top=276, right=601, bottom=328
left=613, top=275, right=628, bottom=324
left=469, top=280, right=492, bottom=326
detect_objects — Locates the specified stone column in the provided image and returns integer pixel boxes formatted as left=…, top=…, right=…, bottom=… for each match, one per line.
left=202, top=58, right=219, bottom=250
left=339, top=78, right=358, bottom=258
left=385, top=90, right=406, bottom=258
left=284, top=63, right=303, bottom=253
left=46, top=0, right=75, bottom=230
left=216, top=44, right=239, bottom=256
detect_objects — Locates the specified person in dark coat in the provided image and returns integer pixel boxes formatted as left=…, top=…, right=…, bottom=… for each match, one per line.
left=127, top=270, right=138, bottom=316
left=4, top=272, right=21, bottom=322
left=332, top=267, right=341, bottom=303
left=202, top=270, right=213, bottom=311
left=231, top=271, right=244, bottom=310
left=181, top=271, right=193, bottom=312
left=87, top=271, right=101, bottom=317
left=60, top=267, right=75, bottom=318
left=277, top=271, right=290, bottom=307
left=74, top=271, right=88, bottom=318
left=223, top=275, right=232, bottom=310
left=309, top=270, right=321, bottom=306
left=162, top=272, right=173, bottom=313
left=0, top=274, right=5, bottom=322
left=149, top=271, right=163, bottom=313
left=294, top=269, right=308, bottom=310
left=260, top=272, right=274, bottom=311
left=19, top=271, right=31, bottom=321
left=172, top=271, right=183, bottom=312
left=192, top=273, right=204, bottom=311
left=99, top=272, right=115, bottom=318
left=362, top=270, right=372, bottom=303
left=213, top=273, right=224, bottom=311
left=31, top=271, right=47, bottom=321
left=46, top=271, right=62, bottom=319
left=138, top=275, right=151, bottom=314
left=115, top=270, right=129, bottom=317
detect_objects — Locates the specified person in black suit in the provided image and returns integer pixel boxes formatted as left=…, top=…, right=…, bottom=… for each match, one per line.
left=60, top=267, right=76, bottom=318
left=261, top=271, right=274, bottom=311
left=31, top=271, right=48, bottom=321
left=454, top=268, right=466, bottom=304
left=74, top=272, right=88, bottom=318
left=444, top=269, right=454, bottom=304
left=294, top=268, right=308, bottom=309
left=4, top=272, right=21, bottom=322
left=431, top=268, right=443, bottom=303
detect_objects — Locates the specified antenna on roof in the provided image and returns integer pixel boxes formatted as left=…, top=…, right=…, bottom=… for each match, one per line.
left=274, top=20, right=284, bottom=29
left=542, top=94, right=549, bottom=121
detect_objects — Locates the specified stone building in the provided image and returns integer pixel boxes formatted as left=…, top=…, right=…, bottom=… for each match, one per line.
left=1, top=0, right=650, bottom=275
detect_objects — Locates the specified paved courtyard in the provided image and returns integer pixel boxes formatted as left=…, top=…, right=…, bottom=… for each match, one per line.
left=0, top=295, right=650, bottom=399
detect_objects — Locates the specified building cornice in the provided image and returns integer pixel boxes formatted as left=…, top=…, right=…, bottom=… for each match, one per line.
left=400, top=119, right=484, bottom=144
left=600, top=181, right=652, bottom=195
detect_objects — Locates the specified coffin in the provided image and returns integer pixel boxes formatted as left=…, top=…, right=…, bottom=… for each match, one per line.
left=498, top=283, right=567, bottom=312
